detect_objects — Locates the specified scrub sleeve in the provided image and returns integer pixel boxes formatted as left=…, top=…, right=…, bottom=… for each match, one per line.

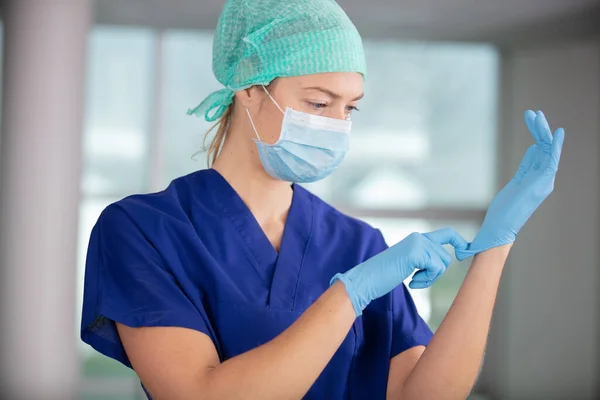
left=80, top=204, right=215, bottom=368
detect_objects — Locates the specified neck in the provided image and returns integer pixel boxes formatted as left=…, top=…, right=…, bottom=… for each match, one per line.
left=212, top=115, right=293, bottom=225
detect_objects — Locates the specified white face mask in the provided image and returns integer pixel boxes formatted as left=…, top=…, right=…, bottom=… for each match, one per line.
left=245, top=86, right=352, bottom=183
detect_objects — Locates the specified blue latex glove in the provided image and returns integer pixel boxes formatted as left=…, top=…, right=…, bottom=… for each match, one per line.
left=331, top=228, right=468, bottom=316
left=455, top=110, right=565, bottom=261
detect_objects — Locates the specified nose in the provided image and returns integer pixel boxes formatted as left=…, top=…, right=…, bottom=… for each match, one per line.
left=328, top=106, right=347, bottom=121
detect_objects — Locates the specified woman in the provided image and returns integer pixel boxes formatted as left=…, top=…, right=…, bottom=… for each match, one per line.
left=80, top=0, right=565, bottom=399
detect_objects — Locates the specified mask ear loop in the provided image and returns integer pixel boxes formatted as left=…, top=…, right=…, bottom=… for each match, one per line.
left=262, top=85, right=285, bottom=114
left=245, top=108, right=262, bottom=141
left=245, top=85, right=286, bottom=142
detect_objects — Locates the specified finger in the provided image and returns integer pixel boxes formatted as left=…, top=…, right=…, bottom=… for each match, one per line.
left=411, top=254, right=446, bottom=281
left=429, top=242, right=453, bottom=267
left=514, top=145, right=536, bottom=182
left=423, top=227, right=468, bottom=251
left=550, top=128, right=565, bottom=169
left=524, top=110, right=539, bottom=142
left=410, top=267, right=439, bottom=283
left=410, top=268, right=444, bottom=289
left=409, top=280, right=431, bottom=290
left=411, top=267, right=444, bottom=283
left=535, top=110, right=553, bottom=145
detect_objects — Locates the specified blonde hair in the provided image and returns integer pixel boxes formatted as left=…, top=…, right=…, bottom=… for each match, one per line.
left=202, top=105, right=232, bottom=167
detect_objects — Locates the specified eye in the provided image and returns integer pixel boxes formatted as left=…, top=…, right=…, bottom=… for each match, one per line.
left=345, top=106, right=360, bottom=119
left=308, top=102, right=327, bottom=110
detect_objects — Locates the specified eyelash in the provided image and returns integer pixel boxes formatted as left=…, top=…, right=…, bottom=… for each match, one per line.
left=308, top=102, right=327, bottom=110
left=308, top=102, right=360, bottom=113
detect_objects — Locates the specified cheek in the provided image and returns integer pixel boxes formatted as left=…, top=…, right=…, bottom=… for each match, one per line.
left=255, top=112, right=284, bottom=145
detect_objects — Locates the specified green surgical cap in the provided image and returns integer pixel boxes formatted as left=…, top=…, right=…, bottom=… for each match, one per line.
left=187, top=0, right=367, bottom=122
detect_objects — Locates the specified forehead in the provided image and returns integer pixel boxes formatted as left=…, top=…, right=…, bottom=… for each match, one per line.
left=274, top=72, right=364, bottom=98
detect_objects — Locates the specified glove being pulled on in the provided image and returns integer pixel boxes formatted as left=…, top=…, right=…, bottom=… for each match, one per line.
left=456, top=110, right=565, bottom=260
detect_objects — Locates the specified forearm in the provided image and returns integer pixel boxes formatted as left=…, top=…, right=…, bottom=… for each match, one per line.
left=399, top=244, right=512, bottom=400
left=201, top=281, right=356, bottom=400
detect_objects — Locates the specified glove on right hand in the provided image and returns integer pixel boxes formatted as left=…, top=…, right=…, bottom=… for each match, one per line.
left=331, top=228, right=468, bottom=316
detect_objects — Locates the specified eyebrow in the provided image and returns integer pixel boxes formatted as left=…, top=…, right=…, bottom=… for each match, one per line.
left=303, top=86, right=364, bottom=101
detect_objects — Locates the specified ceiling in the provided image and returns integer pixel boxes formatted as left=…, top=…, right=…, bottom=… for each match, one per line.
left=94, top=0, right=600, bottom=43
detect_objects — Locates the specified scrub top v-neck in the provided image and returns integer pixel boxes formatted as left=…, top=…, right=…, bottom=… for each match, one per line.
left=207, top=168, right=313, bottom=310
left=81, top=169, right=433, bottom=399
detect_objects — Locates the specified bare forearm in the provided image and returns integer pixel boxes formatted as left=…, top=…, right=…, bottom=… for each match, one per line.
left=400, top=244, right=511, bottom=400
left=201, top=281, right=356, bottom=400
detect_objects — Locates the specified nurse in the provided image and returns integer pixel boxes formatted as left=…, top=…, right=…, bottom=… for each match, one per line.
left=81, top=0, right=565, bottom=399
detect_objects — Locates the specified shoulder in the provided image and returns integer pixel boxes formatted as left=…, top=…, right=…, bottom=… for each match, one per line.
left=98, top=169, right=211, bottom=228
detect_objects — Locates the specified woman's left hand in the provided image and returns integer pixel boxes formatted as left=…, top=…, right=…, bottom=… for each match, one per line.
left=456, top=110, right=565, bottom=261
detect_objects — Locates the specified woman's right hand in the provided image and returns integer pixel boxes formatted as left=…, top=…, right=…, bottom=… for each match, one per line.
left=331, top=228, right=468, bottom=316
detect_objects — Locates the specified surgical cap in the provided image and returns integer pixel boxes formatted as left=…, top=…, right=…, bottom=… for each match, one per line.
left=187, top=0, right=367, bottom=122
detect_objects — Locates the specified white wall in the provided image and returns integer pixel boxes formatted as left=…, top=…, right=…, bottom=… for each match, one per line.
left=481, top=38, right=600, bottom=400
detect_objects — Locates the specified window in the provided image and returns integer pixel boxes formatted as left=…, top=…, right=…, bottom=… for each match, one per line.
left=77, top=27, right=156, bottom=400
left=77, top=27, right=498, bottom=399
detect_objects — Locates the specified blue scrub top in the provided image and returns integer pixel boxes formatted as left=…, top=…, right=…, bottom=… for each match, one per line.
left=81, top=169, right=433, bottom=399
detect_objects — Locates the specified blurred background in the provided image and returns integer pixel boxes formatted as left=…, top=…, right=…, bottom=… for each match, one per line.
left=0, top=0, right=599, bottom=399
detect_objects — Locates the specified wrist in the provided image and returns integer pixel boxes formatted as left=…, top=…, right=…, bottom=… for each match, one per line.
left=330, top=272, right=365, bottom=317
left=474, top=243, right=513, bottom=261
left=327, top=280, right=357, bottom=317
left=456, top=230, right=516, bottom=261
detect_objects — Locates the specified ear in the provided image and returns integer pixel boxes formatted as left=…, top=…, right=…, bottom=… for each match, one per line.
left=234, top=85, right=265, bottom=109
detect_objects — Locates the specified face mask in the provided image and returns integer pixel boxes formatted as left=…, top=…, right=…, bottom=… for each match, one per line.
left=245, top=86, right=351, bottom=183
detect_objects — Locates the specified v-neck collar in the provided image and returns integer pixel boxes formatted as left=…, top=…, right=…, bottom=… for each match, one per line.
left=203, top=169, right=314, bottom=310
